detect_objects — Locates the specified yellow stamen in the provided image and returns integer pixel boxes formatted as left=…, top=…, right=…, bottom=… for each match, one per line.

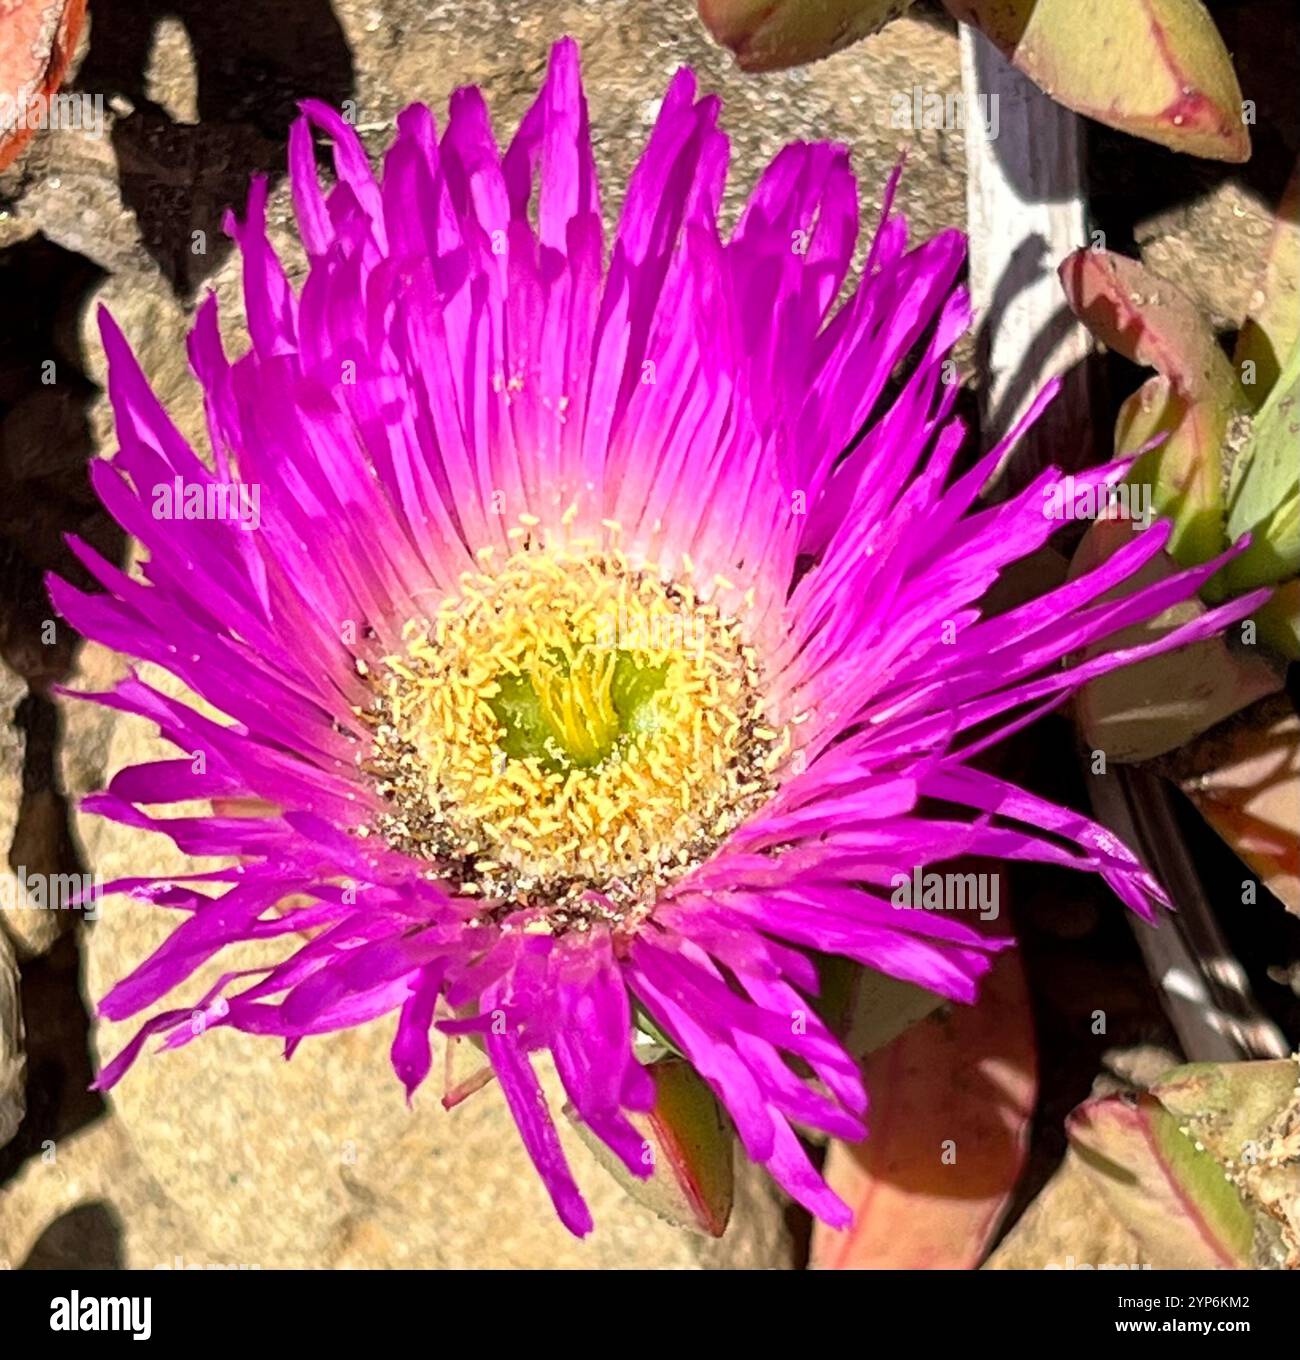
left=356, top=543, right=790, bottom=931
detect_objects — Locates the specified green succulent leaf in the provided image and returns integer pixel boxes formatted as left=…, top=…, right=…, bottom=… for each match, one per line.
left=567, top=1058, right=735, bottom=1237
left=818, top=955, right=945, bottom=1057
left=1224, top=337, right=1300, bottom=591
left=1150, top=1060, right=1300, bottom=1165
left=1059, top=247, right=1245, bottom=569
left=1069, top=518, right=1282, bottom=761
left=1149, top=1060, right=1300, bottom=1267
left=699, top=0, right=1248, bottom=160
left=1067, top=1090, right=1257, bottom=1268
left=1235, top=161, right=1300, bottom=404
left=1251, top=579, right=1300, bottom=660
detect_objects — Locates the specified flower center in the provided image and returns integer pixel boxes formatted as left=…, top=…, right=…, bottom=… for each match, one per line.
left=356, top=544, right=786, bottom=933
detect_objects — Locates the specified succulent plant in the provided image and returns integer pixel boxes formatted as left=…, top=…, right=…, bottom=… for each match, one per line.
left=1060, top=166, right=1300, bottom=664
left=571, top=963, right=950, bottom=1237
left=1058, top=170, right=1299, bottom=911
left=698, top=0, right=1250, bottom=162
left=944, top=0, right=1250, bottom=162
left=1163, top=694, right=1300, bottom=915
left=812, top=953, right=1035, bottom=1269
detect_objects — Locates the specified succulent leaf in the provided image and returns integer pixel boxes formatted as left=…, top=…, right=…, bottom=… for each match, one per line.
left=812, top=954, right=1036, bottom=1269
left=1235, top=162, right=1300, bottom=403
left=697, top=0, right=911, bottom=72
left=818, top=955, right=945, bottom=1058
left=943, top=0, right=1249, bottom=162
left=1151, top=1060, right=1300, bottom=1164
left=1251, top=578, right=1300, bottom=661
left=1150, top=1060, right=1300, bottom=1268
left=1059, top=247, right=1246, bottom=568
left=568, top=1057, right=735, bottom=1237
left=1168, top=695, right=1300, bottom=913
left=700, top=0, right=1247, bottom=160
left=1224, top=337, right=1300, bottom=592
left=0, top=0, right=88, bottom=173
left=1066, top=1090, right=1257, bottom=1268
left=1070, top=518, right=1282, bottom=762
left=1059, top=247, right=1238, bottom=403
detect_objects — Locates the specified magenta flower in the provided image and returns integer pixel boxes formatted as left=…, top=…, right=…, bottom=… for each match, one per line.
left=52, top=39, right=1262, bottom=1235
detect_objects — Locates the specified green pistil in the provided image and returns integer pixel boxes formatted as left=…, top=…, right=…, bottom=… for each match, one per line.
left=486, top=650, right=670, bottom=771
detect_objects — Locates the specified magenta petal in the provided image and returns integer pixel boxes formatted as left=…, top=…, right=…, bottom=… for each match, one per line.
left=485, top=1010, right=594, bottom=1237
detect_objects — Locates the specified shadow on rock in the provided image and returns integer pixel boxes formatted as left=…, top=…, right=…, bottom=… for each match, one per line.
left=73, top=0, right=355, bottom=296
left=21, top=1199, right=125, bottom=1269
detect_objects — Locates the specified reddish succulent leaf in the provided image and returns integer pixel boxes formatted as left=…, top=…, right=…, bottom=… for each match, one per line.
left=696, top=0, right=908, bottom=73
left=944, top=0, right=1249, bottom=162
left=697, top=0, right=910, bottom=73
left=1176, top=697, right=1300, bottom=915
left=1061, top=248, right=1245, bottom=567
left=210, top=796, right=281, bottom=819
left=0, top=0, right=87, bottom=172
left=442, top=1032, right=495, bottom=1110
left=1059, top=248, right=1236, bottom=403
left=811, top=952, right=1036, bottom=1269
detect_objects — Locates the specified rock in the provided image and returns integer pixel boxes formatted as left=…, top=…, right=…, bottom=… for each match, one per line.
left=57, top=640, right=130, bottom=811
left=1, top=644, right=116, bottom=961
left=1, top=123, right=155, bottom=285
left=983, top=1150, right=1149, bottom=1270
left=7, top=4, right=966, bottom=304
left=78, top=274, right=210, bottom=462
left=0, top=1113, right=202, bottom=1271
left=332, top=0, right=965, bottom=243
left=0, top=927, right=23, bottom=1150
left=3, top=788, right=75, bottom=959
left=1102, top=1044, right=1182, bottom=1093
left=1, top=666, right=67, bottom=961
left=0, top=666, right=26, bottom=952
left=1136, top=181, right=1277, bottom=334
